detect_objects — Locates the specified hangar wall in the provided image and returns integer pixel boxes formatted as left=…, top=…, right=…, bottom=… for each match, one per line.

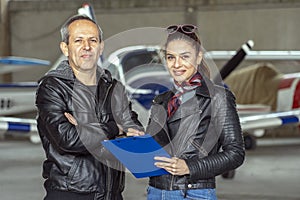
left=2, top=0, right=300, bottom=81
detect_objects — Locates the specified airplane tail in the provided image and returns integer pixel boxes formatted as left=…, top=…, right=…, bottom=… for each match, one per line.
left=77, top=3, right=96, bottom=21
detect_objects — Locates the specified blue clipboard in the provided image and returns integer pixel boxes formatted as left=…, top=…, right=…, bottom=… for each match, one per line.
left=101, top=134, right=170, bottom=178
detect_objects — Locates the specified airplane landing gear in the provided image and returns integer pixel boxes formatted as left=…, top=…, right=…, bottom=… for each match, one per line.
left=221, top=170, right=235, bottom=179
left=244, top=134, right=257, bottom=150
left=29, top=134, right=41, bottom=144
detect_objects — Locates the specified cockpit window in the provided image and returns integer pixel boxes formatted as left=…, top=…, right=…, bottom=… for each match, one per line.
left=121, top=50, right=162, bottom=74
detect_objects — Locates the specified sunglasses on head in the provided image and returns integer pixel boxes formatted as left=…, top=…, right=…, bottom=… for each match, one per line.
left=166, top=24, right=198, bottom=34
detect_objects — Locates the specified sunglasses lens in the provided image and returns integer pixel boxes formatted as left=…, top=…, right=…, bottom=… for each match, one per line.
left=182, top=25, right=196, bottom=33
left=166, top=25, right=178, bottom=34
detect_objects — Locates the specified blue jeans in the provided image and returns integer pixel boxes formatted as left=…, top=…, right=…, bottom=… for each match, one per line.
left=147, top=186, right=218, bottom=200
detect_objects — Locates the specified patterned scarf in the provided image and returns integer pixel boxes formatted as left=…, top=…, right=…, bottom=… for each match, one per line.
left=167, top=72, right=202, bottom=117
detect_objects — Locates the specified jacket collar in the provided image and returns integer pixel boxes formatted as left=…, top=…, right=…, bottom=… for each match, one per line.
left=152, top=76, right=214, bottom=123
left=194, top=76, right=212, bottom=98
left=154, top=76, right=212, bottom=105
left=40, top=60, right=111, bottom=84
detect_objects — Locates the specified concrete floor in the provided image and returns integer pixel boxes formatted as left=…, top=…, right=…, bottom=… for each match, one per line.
left=0, top=136, right=299, bottom=200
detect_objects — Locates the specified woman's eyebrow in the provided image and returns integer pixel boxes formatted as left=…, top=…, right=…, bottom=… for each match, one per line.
left=166, top=51, right=192, bottom=55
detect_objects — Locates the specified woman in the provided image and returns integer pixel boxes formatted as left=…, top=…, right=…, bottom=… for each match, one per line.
left=146, top=24, right=245, bottom=200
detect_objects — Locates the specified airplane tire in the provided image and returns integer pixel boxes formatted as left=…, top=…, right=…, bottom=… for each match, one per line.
left=244, top=134, right=257, bottom=150
left=221, top=170, right=235, bottom=179
left=30, top=134, right=41, bottom=144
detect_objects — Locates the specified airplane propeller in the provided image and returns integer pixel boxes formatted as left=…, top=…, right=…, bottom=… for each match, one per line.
left=217, top=40, right=254, bottom=81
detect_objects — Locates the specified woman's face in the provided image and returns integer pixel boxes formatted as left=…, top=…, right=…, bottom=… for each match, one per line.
left=165, top=39, right=202, bottom=84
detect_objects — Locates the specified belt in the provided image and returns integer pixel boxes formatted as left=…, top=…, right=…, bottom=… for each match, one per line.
left=150, top=182, right=215, bottom=190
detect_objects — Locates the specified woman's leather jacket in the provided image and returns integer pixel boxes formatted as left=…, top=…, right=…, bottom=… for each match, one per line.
left=146, top=76, right=245, bottom=191
left=36, top=61, right=143, bottom=199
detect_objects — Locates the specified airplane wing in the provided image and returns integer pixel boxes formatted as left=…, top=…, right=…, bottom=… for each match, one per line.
left=240, top=109, right=300, bottom=132
left=0, top=117, right=37, bottom=132
left=0, top=82, right=37, bottom=115
left=207, top=50, right=300, bottom=61
left=0, top=56, right=50, bottom=74
left=0, top=116, right=39, bottom=143
left=238, top=108, right=300, bottom=150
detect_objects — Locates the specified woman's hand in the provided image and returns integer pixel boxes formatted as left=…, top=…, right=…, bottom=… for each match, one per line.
left=154, top=156, right=190, bottom=176
left=126, top=128, right=144, bottom=136
left=64, top=112, right=78, bottom=126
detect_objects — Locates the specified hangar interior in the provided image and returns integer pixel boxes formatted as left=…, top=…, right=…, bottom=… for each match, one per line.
left=0, top=1, right=300, bottom=200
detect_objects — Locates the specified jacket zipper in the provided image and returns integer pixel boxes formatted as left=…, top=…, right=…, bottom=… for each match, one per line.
left=154, top=104, right=176, bottom=191
left=78, top=79, right=113, bottom=199
left=75, top=78, right=115, bottom=199
left=100, top=83, right=113, bottom=200
left=105, top=161, right=111, bottom=200
left=170, top=174, right=175, bottom=190
left=99, top=83, right=113, bottom=118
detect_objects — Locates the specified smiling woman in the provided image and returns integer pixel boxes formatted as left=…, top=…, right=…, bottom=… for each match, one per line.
left=145, top=24, right=245, bottom=200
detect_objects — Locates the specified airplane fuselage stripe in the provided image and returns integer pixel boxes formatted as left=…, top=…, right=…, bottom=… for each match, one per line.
left=8, top=122, right=31, bottom=132
left=0, top=121, right=34, bottom=132
left=280, top=116, right=299, bottom=124
left=240, top=111, right=300, bottom=131
left=0, top=83, right=38, bottom=88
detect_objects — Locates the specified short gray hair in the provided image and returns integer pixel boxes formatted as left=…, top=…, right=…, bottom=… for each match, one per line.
left=60, top=14, right=103, bottom=44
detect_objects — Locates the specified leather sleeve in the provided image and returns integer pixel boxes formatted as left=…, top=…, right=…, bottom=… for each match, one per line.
left=36, top=77, right=108, bottom=155
left=110, top=80, right=144, bottom=133
left=185, top=89, right=245, bottom=180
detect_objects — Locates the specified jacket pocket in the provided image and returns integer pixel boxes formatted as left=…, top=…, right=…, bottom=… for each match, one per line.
left=66, top=156, right=99, bottom=192
left=66, top=156, right=80, bottom=189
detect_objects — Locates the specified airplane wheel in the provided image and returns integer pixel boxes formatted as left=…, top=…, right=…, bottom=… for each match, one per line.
left=221, top=170, right=235, bottom=179
left=244, top=134, right=257, bottom=150
left=30, top=134, right=41, bottom=144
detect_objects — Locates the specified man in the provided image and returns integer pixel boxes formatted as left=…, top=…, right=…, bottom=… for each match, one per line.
left=36, top=14, right=144, bottom=200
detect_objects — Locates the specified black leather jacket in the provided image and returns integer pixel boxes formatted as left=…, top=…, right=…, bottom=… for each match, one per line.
left=146, top=77, right=245, bottom=191
left=36, top=61, right=143, bottom=199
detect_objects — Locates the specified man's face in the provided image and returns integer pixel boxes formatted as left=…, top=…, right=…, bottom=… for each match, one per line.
left=60, top=19, right=104, bottom=72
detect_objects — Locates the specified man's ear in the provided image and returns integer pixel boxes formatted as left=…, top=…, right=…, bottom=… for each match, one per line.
left=60, top=42, right=69, bottom=57
left=196, top=51, right=203, bottom=65
left=99, top=41, right=104, bottom=55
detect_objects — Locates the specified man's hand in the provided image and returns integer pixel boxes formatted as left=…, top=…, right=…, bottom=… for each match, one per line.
left=126, top=128, right=144, bottom=136
left=64, top=112, right=78, bottom=126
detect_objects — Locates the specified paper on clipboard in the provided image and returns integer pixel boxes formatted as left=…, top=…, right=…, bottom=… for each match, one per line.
left=101, top=134, right=170, bottom=178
